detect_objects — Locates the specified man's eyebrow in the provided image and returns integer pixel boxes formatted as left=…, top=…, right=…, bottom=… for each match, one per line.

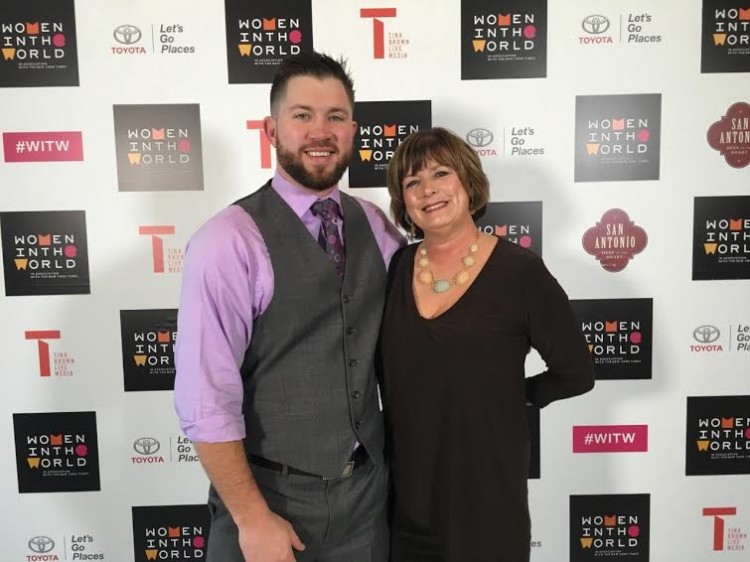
left=285, top=104, right=351, bottom=115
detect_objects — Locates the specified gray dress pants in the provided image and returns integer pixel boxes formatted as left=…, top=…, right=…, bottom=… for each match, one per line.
left=206, top=456, right=389, bottom=562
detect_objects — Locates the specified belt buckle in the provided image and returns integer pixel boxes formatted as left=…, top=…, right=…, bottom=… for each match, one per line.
left=322, top=462, right=353, bottom=481
left=341, top=461, right=355, bottom=478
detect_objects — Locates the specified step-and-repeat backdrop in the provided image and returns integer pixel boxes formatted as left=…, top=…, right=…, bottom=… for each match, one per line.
left=1, top=1, right=748, bottom=561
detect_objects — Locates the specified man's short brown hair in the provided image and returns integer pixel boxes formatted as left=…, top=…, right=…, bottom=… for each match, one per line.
left=270, top=52, right=354, bottom=116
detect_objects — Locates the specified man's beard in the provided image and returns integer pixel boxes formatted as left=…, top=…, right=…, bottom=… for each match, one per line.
left=276, top=141, right=351, bottom=192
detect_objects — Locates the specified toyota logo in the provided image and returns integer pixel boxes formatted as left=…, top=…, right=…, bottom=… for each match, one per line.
left=693, top=325, right=720, bottom=343
left=582, top=15, right=610, bottom=35
left=28, top=536, right=55, bottom=554
left=114, top=24, right=142, bottom=45
left=133, top=437, right=161, bottom=455
left=466, top=128, right=494, bottom=148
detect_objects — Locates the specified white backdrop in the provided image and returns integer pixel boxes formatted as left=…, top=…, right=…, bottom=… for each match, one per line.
left=1, top=1, right=748, bottom=561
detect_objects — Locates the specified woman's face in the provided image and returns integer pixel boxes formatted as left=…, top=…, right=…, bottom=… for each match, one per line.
left=401, top=159, right=471, bottom=237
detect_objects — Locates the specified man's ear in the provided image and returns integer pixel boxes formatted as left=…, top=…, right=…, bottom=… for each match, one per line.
left=263, top=116, right=277, bottom=147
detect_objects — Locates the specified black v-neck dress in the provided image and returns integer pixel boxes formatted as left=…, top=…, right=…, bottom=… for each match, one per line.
left=379, top=238, right=595, bottom=562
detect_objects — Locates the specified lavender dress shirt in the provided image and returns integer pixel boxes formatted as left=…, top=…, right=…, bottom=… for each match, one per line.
left=174, top=171, right=405, bottom=443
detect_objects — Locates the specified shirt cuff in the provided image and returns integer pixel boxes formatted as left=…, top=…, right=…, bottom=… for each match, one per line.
left=180, top=413, right=246, bottom=443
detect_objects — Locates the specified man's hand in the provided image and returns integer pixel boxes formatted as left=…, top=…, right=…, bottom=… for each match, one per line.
left=237, top=509, right=305, bottom=562
left=191, top=441, right=305, bottom=561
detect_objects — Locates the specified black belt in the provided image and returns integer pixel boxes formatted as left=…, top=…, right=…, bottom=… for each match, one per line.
left=249, top=446, right=369, bottom=480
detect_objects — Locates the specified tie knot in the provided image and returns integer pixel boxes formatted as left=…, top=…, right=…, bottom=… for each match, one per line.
left=311, top=198, right=340, bottom=221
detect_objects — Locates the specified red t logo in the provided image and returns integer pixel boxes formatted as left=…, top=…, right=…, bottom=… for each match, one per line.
left=360, top=8, right=397, bottom=59
left=703, top=507, right=737, bottom=550
left=25, top=331, right=61, bottom=376
left=139, top=226, right=176, bottom=273
left=247, top=120, right=272, bottom=169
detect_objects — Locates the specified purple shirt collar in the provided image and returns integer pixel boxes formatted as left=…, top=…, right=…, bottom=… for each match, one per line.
left=271, top=170, right=342, bottom=219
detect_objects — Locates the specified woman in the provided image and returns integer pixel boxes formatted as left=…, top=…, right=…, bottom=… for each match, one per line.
left=380, top=128, right=595, bottom=562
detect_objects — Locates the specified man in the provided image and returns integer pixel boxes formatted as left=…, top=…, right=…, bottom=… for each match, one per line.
left=174, top=52, right=403, bottom=562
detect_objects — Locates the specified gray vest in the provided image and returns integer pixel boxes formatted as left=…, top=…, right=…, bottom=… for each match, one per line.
left=235, top=182, right=386, bottom=478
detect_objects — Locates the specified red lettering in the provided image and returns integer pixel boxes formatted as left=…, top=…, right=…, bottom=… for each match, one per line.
left=111, top=46, right=147, bottom=54
left=578, top=36, right=614, bottom=44
left=131, top=456, right=166, bottom=464
left=690, top=344, right=723, bottom=352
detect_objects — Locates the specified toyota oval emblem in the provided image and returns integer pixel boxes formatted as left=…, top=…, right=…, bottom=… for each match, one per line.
left=114, top=24, right=142, bottom=45
left=133, top=437, right=161, bottom=455
left=28, top=536, right=55, bottom=554
left=466, top=128, right=494, bottom=148
left=582, top=15, right=610, bottom=35
left=693, top=325, right=720, bottom=343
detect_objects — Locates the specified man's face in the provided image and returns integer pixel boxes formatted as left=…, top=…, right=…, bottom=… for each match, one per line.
left=264, top=76, right=357, bottom=192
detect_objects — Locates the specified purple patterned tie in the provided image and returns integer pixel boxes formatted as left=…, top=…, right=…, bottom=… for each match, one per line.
left=311, top=198, right=346, bottom=277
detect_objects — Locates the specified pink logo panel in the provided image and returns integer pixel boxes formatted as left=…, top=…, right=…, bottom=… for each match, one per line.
left=573, top=424, right=648, bottom=452
left=3, top=131, right=84, bottom=162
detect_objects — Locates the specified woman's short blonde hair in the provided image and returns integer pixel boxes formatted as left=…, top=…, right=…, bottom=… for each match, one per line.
left=386, top=127, right=489, bottom=238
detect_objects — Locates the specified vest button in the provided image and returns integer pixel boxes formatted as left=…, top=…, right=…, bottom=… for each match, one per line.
left=354, top=421, right=361, bottom=429
left=343, top=295, right=351, bottom=303
left=351, top=390, right=361, bottom=399
left=348, top=359, right=358, bottom=367
left=346, top=327, right=356, bottom=335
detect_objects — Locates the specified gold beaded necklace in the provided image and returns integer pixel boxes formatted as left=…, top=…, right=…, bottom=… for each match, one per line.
left=416, top=232, right=480, bottom=294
